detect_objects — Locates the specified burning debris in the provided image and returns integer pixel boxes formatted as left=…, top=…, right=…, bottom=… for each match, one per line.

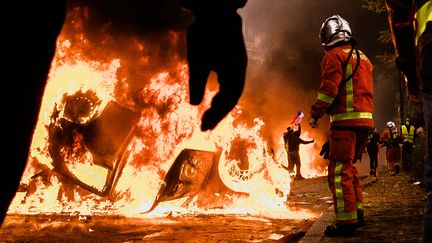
left=10, top=63, right=319, bottom=217
left=45, top=96, right=255, bottom=213
left=145, top=149, right=217, bottom=213
left=8, top=7, right=323, bottom=220
left=47, top=91, right=139, bottom=197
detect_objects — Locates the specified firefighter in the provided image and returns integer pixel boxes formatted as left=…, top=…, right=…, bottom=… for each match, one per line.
left=380, top=121, right=403, bottom=175
left=308, top=15, right=373, bottom=236
left=384, top=1, right=432, bottom=240
left=178, top=0, right=248, bottom=131
left=283, top=124, right=314, bottom=180
left=400, top=118, right=415, bottom=172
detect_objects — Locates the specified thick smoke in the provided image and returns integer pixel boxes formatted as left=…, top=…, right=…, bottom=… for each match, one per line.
left=52, top=1, right=197, bottom=169
left=70, top=0, right=191, bottom=33
left=62, top=0, right=398, bottom=173
left=63, top=1, right=191, bottom=106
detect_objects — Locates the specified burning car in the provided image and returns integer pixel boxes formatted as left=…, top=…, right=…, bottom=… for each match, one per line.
left=42, top=89, right=242, bottom=213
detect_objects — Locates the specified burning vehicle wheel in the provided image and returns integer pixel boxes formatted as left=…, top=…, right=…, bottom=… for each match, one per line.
left=47, top=90, right=140, bottom=198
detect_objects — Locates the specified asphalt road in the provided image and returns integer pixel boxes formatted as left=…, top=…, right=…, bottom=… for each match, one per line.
left=0, top=169, right=426, bottom=242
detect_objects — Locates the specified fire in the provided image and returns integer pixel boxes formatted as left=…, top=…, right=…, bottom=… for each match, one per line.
left=8, top=14, right=323, bottom=221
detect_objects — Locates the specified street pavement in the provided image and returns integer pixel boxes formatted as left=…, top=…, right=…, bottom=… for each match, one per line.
left=0, top=161, right=427, bottom=242
left=295, top=171, right=426, bottom=243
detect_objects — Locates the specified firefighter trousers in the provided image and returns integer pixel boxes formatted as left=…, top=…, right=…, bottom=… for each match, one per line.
left=385, top=146, right=401, bottom=173
left=328, top=129, right=368, bottom=225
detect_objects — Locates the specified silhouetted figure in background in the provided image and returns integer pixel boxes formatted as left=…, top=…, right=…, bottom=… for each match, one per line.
left=365, top=128, right=380, bottom=177
left=1, top=1, right=67, bottom=226
left=283, top=124, right=314, bottom=180
left=1, top=1, right=251, bottom=226
left=178, top=0, right=248, bottom=131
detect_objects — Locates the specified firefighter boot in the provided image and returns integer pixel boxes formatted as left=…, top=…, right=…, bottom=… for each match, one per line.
left=324, top=223, right=356, bottom=237
left=356, top=209, right=366, bottom=227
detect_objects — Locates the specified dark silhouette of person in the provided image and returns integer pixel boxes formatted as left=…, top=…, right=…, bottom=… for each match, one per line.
left=384, top=1, right=432, bottom=240
left=283, top=124, right=314, bottom=180
left=365, top=128, right=380, bottom=177
left=1, top=1, right=251, bottom=226
left=1, top=1, right=67, bottom=226
left=178, top=0, right=248, bottom=131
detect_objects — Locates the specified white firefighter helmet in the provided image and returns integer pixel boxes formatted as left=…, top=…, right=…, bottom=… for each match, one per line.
left=386, top=121, right=398, bottom=134
left=319, top=15, right=352, bottom=47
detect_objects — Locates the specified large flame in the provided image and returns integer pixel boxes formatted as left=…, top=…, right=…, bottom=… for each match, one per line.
left=8, top=11, right=324, bottom=221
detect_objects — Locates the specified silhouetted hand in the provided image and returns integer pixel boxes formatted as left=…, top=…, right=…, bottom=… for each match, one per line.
left=320, top=140, right=330, bottom=159
left=308, top=116, right=318, bottom=128
left=180, top=0, right=248, bottom=131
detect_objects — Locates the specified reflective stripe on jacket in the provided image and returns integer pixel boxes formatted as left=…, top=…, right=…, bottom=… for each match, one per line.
left=310, top=44, right=374, bottom=128
left=415, top=1, right=432, bottom=45
left=401, top=125, right=415, bottom=143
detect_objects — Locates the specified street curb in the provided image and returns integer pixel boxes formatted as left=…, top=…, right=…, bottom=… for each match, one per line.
left=298, top=176, right=378, bottom=242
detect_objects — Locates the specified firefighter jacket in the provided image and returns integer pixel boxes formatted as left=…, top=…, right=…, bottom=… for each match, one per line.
left=401, top=124, right=415, bottom=143
left=380, top=130, right=403, bottom=148
left=310, top=44, right=374, bottom=129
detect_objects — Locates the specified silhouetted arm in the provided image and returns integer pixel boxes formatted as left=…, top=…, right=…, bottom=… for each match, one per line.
left=299, top=138, right=314, bottom=145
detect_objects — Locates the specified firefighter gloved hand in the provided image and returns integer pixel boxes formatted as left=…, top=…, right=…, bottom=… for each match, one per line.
left=308, top=116, right=318, bottom=128
left=320, top=140, right=330, bottom=160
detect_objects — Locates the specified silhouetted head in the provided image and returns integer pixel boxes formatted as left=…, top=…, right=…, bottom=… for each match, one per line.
left=405, top=118, right=410, bottom=126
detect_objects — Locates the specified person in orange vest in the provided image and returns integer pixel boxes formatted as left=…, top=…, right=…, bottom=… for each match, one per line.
left=384, top=1, right=431, bottom=240
left=380, top=121, right=403, bottom=175
left=308, top=15, right=373, bottom=237
left=400, top=118, right=415, bottom=172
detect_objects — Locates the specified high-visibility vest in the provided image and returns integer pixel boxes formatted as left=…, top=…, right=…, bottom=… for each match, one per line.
left=414, top=1, right=432, bottom=46
left=401, top=125, right=415, bottom=143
